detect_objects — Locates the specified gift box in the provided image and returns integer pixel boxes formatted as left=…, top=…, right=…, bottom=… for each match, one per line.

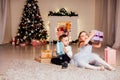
left=34, top=57, right=51, bottom=63
left=31, top=39, right=41, bottom=46
left=20, top=43, right=26, bottom=47
left=104, top=47, right=116, bottom=65
left=41, top=50, right=52, bottom=59
left=91, top=30, right=103, bottom=43
left=34, top=50, right=52, bottom=63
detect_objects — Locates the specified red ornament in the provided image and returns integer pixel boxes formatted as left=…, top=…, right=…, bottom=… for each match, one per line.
left=11, top=37, right=15, bottom=45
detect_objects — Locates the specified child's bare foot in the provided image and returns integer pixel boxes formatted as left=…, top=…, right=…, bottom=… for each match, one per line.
left=96, top=66, right=105, bottom=71
left=100, top=66, right=105, bottom=71
left=108, top=67, right=115, bottom=71
left=98, top=66, right=105, bottom=71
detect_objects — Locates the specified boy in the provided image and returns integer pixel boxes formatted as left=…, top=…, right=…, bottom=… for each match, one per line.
left=51, top=34, right=73, bottom=69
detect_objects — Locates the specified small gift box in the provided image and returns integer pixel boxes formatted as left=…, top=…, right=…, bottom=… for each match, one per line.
left=91, top=30, right=103, bottom=43
left=34, top=57, right=51, bottom=63
left=20, top=43, right=26, bottom=47
left=31, top=39, right=41, bottom=46
left=104, top=47, right=116, bottom=65
left=41, top=50, right=52, bottom=59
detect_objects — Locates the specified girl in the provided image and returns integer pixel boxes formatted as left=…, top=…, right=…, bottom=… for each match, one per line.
left=71, top=31, right=115, bottom=71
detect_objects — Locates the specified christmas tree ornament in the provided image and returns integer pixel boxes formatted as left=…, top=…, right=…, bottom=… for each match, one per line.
left=23, top=36, right=27, bottom=39
left=29, top=33, right=31, bottom=36
left=26, top=31, right=28, bottom=34
left=32, top=14, right=34, bottom=17
left=31, top=30, right=34, bottom=33
left=17, top=33, right=20, bottom=36
left=16, top=39, right=20, bottom=45
left=20, top=39, right=23, bottom=41
left=11, top=37, right=15, bottom=45
left=27, top=3, right=31, bottom=7
left=34, top=0, right=38, bottom=3
left=34, top=6, right=36, bottom=9
left=28, top=20, right=30, bottom=23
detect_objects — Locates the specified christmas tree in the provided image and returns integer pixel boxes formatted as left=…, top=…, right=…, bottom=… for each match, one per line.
left=15, top=0, right=48, bottom=45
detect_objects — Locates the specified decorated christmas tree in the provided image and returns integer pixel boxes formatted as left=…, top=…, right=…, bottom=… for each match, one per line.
left=14, top=0, right=48, bottom=46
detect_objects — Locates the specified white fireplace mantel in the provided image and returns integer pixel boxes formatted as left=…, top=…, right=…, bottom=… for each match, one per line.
left=48, top=16, right=78, bottom=41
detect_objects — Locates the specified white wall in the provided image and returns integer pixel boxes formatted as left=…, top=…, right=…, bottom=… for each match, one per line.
left=10, top=0, right=95, bottom=38
left=10, top=0, right=25, bottom=37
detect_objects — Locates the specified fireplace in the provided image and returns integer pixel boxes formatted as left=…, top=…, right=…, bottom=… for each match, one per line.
left=48, top=16, right=78, bottom=42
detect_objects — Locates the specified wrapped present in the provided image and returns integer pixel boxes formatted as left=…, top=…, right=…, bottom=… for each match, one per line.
left=41, top=50, right=52, bottom=59
left=20, top=43, right=26, bottom=47
left=31, top=39, right=41, bottom=46
left=91, top=30, right=103, bottom=43
left=40, top=39, right=47, bottom=45
left=34, top=57, right=51, bottom=63
left=104, top=47, right=116, bottom=65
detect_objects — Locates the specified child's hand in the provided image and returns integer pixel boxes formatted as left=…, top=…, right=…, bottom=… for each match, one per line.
left=63, top=47, right=68, bottom=54
left=83, top=30, right=97, bottom=46
left=53, top=49, right=56, bottom=52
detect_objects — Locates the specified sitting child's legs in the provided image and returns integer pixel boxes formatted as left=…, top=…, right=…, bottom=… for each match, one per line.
left=93, top=54, right=115, bottom=70
left=51, top=54, right=71, bottom=68
left=51, top=57, right=63, bottom=65
left=62, top=54, right=71, bottom=63
left=78, top=61, right=104, bottom=70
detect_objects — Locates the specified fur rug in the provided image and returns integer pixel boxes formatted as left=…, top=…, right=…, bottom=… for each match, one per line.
left=3, top=59, right=120, bottom=80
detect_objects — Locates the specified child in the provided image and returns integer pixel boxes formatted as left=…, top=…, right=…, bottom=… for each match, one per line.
left=71, top=31, right=115, bottom=71
left=51, top=34, right=73, bottom=69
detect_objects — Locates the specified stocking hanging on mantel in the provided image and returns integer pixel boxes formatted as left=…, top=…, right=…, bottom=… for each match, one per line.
left=12, top=0, right=48, bottom=46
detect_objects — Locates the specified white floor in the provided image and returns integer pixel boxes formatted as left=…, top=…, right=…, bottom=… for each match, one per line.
left=0, top=44, right=120, bottom=74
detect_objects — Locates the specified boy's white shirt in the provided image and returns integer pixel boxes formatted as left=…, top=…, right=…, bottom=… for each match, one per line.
left=65, top=46, right=73, bottom=58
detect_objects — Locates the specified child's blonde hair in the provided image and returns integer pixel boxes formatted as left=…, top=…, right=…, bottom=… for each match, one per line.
left=78, top=31, right=88, bottom=46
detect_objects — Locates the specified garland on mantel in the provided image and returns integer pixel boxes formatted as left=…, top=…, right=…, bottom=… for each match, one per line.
left=48, top=8, right=78, bottom=17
